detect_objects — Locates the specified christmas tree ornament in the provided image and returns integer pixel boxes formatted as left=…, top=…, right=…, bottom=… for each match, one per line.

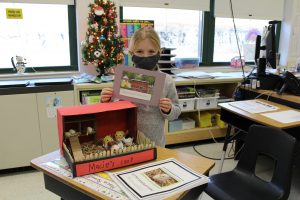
left=102, top=18, right=107, bottom=25
left=94, top=6, right=104, bottom=16
left=94, top=51, right=101, bottom=57
left=91, top=23, right=98, bottom=30
left=89, top=35, right=95, bottom=43
left=117, top=53, right=124, bottom=61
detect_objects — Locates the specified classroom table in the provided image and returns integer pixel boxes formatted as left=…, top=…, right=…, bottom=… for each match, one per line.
left=31, top=146, right=215, bottom=200
left=218, top=99, right=300, bottom=173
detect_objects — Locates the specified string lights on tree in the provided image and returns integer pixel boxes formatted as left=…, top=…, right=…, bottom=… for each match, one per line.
left=81, top=0, right=124, bottom=77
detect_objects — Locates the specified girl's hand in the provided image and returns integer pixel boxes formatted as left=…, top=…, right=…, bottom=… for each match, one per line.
left=160, top=98, right=172, bottom=114
left=100, top=88, right=113, bottom=103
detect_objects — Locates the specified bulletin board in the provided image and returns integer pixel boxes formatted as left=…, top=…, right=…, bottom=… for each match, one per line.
left=120, top=20, right=154, bottom=66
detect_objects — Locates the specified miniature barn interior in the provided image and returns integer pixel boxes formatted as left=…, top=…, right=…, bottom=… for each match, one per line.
left=57, top=101, right=157, bottom=177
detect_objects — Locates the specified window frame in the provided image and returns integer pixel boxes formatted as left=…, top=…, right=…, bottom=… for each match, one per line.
left=120, top=0, right=281, bottom=67
left=0, top=4, right=78, bottom=74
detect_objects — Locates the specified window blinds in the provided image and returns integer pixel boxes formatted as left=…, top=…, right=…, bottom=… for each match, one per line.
left=118, top=0, right=210, bottom=11
left=215, top=0, right=284, bottom=20
left=1, top=0, right=74, bottom=5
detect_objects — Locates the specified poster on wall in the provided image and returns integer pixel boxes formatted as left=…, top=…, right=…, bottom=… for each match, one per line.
left=113, top=65, right=165, bottom=106
left=46, top=96, right=62, bottom=118
left=120, top=20, right=154, bottom=66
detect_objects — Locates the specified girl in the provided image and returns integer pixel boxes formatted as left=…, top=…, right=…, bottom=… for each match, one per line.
left=100, top=28, right=181, bottom=147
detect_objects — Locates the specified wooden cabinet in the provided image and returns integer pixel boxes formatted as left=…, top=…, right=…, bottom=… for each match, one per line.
left=0, top=93, right=42, bottom=169
left=37, top=91, right=74, bottom=154
left=0, top=88, right=74, bottom=170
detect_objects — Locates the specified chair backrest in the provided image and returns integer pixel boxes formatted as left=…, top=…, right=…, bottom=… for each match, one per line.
left=236, top=125, right=296, bottom=198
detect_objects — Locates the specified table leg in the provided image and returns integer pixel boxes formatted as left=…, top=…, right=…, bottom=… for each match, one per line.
left=218, top=125, right=232, bottom=173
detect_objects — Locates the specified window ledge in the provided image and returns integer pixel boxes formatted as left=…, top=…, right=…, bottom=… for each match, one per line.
left=172, top=65, right=252, bottom=74
left=0, top=71, right=80, bottom=81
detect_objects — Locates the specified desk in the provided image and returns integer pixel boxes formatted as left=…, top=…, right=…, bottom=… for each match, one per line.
left=218, top=99, right=300, bottom=173
left=31, top=146, right=215, bottom=200
left=240, top=87, right=300, bottom=109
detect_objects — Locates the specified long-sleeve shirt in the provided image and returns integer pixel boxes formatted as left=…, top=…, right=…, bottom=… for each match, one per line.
left=135, top=74, right=181, bottom=147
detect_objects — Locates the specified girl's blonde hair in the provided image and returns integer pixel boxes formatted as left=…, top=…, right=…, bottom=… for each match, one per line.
left=128, top=28, right=161, bottom=54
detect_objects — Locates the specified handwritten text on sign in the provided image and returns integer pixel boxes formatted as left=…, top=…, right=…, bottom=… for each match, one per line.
left=6, top=8, right=23, bottom=19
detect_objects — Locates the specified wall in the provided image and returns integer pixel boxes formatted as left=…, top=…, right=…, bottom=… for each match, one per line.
left=279, top=0, right=300, bottom=68
left=76, top=0, right=97, bottom=75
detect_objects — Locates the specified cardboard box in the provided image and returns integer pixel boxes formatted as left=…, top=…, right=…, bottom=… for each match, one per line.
left=179, top=98, right=196, bottom=111
left=181, top=117, right=195, bottom=130
left=57, top=101, right=157, bottom=177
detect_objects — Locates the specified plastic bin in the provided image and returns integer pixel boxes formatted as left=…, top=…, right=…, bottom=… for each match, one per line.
left=168, top=119, right=183, bottom=132
left=199, top=112, right=212, bottom=128
left=175, top=57, right=200, bottom=69
left=195, top=97, right=219, bottom=110
left=179, top=98, right=196, bottom=111
left=216, top=113, right=226, bottom=128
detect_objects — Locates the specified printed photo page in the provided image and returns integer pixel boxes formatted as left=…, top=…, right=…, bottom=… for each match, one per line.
left=109, top=158, right=209, bottom=200
left=113, top=65, right=166, bottom=106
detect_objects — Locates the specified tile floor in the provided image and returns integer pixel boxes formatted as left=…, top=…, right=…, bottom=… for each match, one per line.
left=0, top=141, right=299, bottom=200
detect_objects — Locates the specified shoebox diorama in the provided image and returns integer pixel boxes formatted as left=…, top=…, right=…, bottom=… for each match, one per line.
left=57, top=101, right=157, bottom=177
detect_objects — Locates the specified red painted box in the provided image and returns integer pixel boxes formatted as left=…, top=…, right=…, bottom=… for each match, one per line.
left=57, top=101, right=157, bottom=177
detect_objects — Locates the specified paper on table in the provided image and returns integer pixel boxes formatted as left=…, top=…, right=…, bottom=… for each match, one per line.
left=229, top=100, right=278, bottom=113
left=261, top=110, right=300, bottom=123
left=42, top=158, right=129, bottom=199
left=175, top=71, right=214, bottom=79
left=108, top=158, right=209, bottom=200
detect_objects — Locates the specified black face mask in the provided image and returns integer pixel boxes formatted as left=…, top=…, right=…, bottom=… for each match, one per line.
left=132, top=54, right=160, bottom=70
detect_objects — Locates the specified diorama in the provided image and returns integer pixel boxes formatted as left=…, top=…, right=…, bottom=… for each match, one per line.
left=57, top=101, right=157, bottom=177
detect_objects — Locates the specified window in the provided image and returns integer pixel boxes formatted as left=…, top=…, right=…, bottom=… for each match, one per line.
left=0, top=2, right=77, bottom=73
left=213, top=18, right=270, bottom=62
left=122, top=7, right=203, bottom=59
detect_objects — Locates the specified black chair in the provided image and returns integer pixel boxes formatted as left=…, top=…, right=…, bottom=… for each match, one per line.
left=204, top=125, right=296, bottom=200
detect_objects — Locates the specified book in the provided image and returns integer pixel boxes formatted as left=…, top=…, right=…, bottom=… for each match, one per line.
left=81, top=91, right=101, bottom=105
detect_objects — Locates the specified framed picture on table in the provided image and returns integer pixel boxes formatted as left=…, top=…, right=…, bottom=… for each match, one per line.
left=113, top=65, right=166, bottom=106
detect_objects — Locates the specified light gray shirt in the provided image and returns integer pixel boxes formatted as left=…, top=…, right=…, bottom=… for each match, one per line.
left=135, top=74, right=181, bottom=147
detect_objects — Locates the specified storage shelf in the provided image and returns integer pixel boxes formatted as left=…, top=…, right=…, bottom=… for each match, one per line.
left=158, top=60, right=175, bottom=64
left=166, top=126, right=227, bottom=145
left=74, top=77, right=240, bottom=146
left=160, top=54, right=176, bottom=57
left=180, top=107, right=221, bottom=113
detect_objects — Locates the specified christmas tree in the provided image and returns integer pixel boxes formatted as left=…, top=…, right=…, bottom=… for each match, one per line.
left=81, top=0, right=124, bottom=77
